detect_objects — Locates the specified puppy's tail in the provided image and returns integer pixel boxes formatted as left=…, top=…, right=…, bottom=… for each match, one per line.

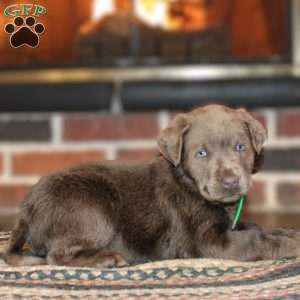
left=3, top=218, right=46, bottom=266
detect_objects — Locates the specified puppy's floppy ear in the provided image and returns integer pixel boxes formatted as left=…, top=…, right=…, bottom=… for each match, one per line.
left=157, top=114, right=190, bottom=167
left=238, top=108, right=267, bottom=154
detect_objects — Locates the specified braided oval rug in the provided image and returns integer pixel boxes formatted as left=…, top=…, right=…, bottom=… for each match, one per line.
left=1, top=232, right=300, bottom=300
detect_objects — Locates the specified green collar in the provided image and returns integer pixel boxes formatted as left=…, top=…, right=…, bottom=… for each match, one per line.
left=231, top=196, right=245, bottom=230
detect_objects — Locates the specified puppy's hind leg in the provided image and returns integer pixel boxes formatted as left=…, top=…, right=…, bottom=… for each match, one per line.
left=47, top=245, right=128, bottom=268
left=4, top=218, right=46, bottom=266
left=46, top=213, right=128, bottom=269
left=7, top=218, right=28, bottom=254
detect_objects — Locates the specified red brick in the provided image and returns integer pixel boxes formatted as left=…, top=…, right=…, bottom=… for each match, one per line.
left=12, top=151, right=105, bottom=176
left=277, top=182, right=300, bottom=206
left=0, top=184, right=32, bottom=207
left=278, top=111, right=300, bottom=136
left=117, top=149, right=158, bottom=161
left=245, top=180, right=266, bottom=208
left=63, top=114, right=159, bottom=141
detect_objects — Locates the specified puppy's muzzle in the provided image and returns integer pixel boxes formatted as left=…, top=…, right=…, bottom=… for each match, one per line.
left=221, top=175, right=240, bottom=190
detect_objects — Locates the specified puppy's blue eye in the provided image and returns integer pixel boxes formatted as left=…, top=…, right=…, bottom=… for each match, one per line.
left=195, top=150, right=208, bottom=158
left=235, top=143, right=246, bottom=152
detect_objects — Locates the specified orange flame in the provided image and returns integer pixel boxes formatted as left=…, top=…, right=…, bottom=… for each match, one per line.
left=92, top=0, right=114, bottom=20
left=92, top=0, right=212, bottom=31
left=135, top=0, right=169, bottom=29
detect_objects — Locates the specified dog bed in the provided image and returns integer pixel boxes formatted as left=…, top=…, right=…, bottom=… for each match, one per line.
left=0, top=231, right=300, bottom=299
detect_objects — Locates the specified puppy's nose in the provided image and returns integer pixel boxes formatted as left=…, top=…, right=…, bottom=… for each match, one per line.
left=222, top=176, right=240, bottom=190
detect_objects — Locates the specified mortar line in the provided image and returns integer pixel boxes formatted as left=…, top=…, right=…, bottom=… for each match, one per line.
left=51, top=114, right=63, bottom=144
left=158, top=111, right=170, bottom=130
left=263, top=109, right=277, bottom=142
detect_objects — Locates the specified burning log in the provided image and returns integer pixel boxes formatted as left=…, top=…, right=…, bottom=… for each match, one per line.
left=75, top=11, right=157, bottom=64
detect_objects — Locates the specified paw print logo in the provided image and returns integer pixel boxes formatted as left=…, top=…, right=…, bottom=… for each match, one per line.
left=4, top=16, right=45, bottom=48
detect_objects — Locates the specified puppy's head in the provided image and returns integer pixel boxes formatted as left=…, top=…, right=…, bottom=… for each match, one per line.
left=158, top=105, right=267, bottom=203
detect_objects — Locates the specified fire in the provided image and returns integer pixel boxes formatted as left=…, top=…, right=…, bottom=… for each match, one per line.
left=134, top=0, right=170, bottom=29
left=92, top=0, right=171, bottom=29
left=92, top=0, right=115, bottom=20
left=91, top=0, right=208, bottom=31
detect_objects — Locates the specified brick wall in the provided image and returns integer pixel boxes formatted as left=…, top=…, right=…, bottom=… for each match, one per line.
left=0, top=108, right=300, bottom=229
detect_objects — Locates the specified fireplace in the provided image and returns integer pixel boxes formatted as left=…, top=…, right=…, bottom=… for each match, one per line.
left=0, top=0, right=297, bottom=111
left=0, top=0, right=291, bottom=67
